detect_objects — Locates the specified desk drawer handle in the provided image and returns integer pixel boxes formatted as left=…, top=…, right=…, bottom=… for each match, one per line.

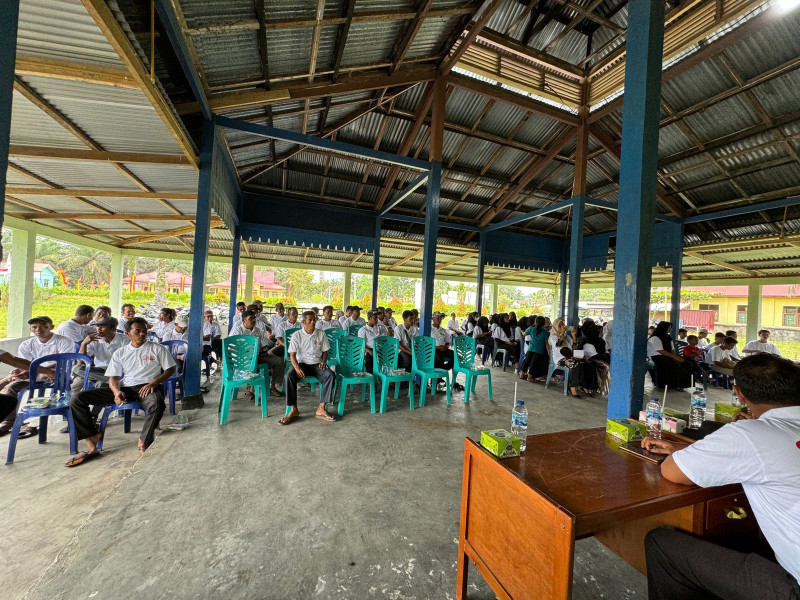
left=725, top=506, right=748, bottom=520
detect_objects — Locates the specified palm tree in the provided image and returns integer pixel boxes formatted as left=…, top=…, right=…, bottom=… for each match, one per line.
left=154, top=257, right=167, bottom=307
left=36, top=239, right=111, bottom=286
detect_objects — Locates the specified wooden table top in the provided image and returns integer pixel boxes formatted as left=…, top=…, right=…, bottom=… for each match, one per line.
left=468, top=427, right=741, bottom=537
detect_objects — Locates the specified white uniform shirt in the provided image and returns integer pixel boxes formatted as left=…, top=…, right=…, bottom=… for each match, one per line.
left=229, top=323, right=270, bottom=349
left=85, top=333, right=129, bottom=368
left=338, top=315, right=350, bottom=328
left=698, top=337, right=710, bottom=348
left=466, top=322, right=475, bottom=335
left=492, top=327, right=510, bottom=343
left=447, top=318, right=461, bottom=334
left=672, top=406, right=800, bottom=583
left=431, top=325, right=450, bottom=348
left=316, top=318, right=343, bottom=331
left=472, top=325, right=484, bottom=339
left=55, top=319, right=88, bottom=343
left=203, top=321, right=222, bottom=346
left=151, top=320, right=175, bottom=339
left=358, top=322, right=387, bottom=349
left=161, top=328, right=188, bottom=342
left=18, top=334, right=75, bottom=366
left=729, top=343, right=743, bottom=360
left=602, top=321, right=612, bottom=351
left=582, top=343, right=598, bottom=359
left=345, top=316, right=366, bottom=329
left=386, top=317, right=397, bottom=329
left=646, top=335, right=667, bottom=358
left=707, top=345, right=732, bottom=364
left=118, top=316, right=131, bottom=332
left=513, top=326, right=523, bottom=342
left=288, top=327, right=330, bottom=364
left=744, top=340, right=781, bottom=355
left=231, top=312, right=243, bottom=328
left=270, top=313, right=287, bottom=332
left=549, top=333, right=572, bottom=359
left=394, top=323, right=415, bottom=350
left=105, top=341, right=176, bottom=387
left=256, top=314, right=269, bottom=329
left=274, top=319, right=301, bottom=341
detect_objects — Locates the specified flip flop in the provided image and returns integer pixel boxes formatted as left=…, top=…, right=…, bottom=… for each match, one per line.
left=278, top=412, right=299, bottom=425
left=315, top=412, right=336, bottom=422
left=17, top=426, right=38, bottom=439
left=65, top=450, right=101, bottom=467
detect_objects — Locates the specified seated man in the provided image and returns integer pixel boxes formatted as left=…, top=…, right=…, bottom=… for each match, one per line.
left=743, top=329, right=781, bottom=356
left=431, top=312, right=464, bottom=391
left=269, top=307, right=300, bottom=358
left=55, top=304, right=95, bottom=344
left=118, top=303, right=136, bottom=332
left=73, top=316, right=129, bottom=392
left=315, top=305, right=342, bottom=331
left=358, top=310, right=387, bottom=373
left=673, top=328, right=688, bottom=355
left=203, top=310, right=223, bottom=363
left=254, top=300, right=270, bottom=330
left=161, top=314, right=189, bottom=342
left=393, top=310, right=415, bottom=372
left=707, top=336, right=739, bottom=377
left=726, top=329, right=744, bottom=360
left=697, top=328, right=710, bottom=347
left=270, top=302, right=287, bottom=339
left=278, top=310, right=335, bottom=425
left=151, top=308, right=176, bottom=340
left=0, top=350, right=54, bottom=438
left=385, top=308, right=397, bottom=330
left=447, top=312, right=463, bottom=336
left=641, top=354, right=800, bottom=600
left=345, top=306, right=365, bottom=329
left=67, top=317, right=175, bottom=465
left=87, top=305, right=111, bottom=333
left=231, top=302, right=246, bottom=328
left=230, top=310, right=283, bottom=396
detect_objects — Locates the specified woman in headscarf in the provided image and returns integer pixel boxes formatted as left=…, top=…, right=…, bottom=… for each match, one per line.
left=493, top=313, right=519, bottom=366
left=647, top=320, right=693, bottom=390
left=473, top=315, right=494, bottom=362
left=575, top=321, right=610, bottom=396
left=548, top=317, right=594, bottom=398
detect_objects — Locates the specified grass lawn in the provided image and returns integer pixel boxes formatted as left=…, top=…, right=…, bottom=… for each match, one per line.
left=773, top=340, right=800, bottom=361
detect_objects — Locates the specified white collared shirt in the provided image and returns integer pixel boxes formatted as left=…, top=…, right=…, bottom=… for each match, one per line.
left=672, top=406, right=800, bottom=583
left=105, top=341, right=175, bottom=387
left=55, top=319, right=88, bottom=343
left=203, top=321, right=222, bottom=346
left=270, top=313, right=287, bottom=332
left=161, top=328, right=188, bottom=342
left=394, top=323, right=414, bottom=350
left=274, top=319, right=300, bottom=341
left=431, top=325, right=450, bottom=348
left=288, top=327, right=330, bottom=364
left=447, top=318, right=461, bottom=333
left=19, top=334, right=75, bottom=366
left=229, top=322, right=270, bottom=349
left=744, top=340, right=781, bottom=355
left=344, top=316, right=366, bottom=329
left=386, top=316, right=397, bottom=328
left=86, top=333, right=129, bottom=368
left=358, top=322, right=386, bottom=349
left=151, top=320, right=175, bottom=339
left=316, top=318, right=343, bottom=331
left=707, top=345, right=732, bottom=364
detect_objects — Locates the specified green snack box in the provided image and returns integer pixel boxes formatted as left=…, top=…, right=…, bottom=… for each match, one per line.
left=714, top=402, right=740, bottom=423
left=664, top=408, right=690, bottom=423
left=606, top=418, right=647, bottom=442
left=480, top=429, right=521, bottom=459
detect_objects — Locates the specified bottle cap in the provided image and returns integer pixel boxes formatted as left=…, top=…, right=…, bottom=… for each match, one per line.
left=515, top=400, right=524, bottom=405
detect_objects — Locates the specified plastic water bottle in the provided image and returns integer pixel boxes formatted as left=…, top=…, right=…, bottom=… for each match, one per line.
left=645, top=397, right=663, bottom=440
left=689, top=386, right=706, bottom=429
left=730, top=385, right=744, bottom=408
left=511, top=400, right=528, bottom=452
left=56, top=392, right=70, bottom=408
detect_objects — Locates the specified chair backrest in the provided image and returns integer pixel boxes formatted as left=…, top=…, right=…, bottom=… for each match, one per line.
left=73, top=341, right=81, bottom=352
left=373, top=335, right=399, bottom=371
left=453, top=335, right=475, bottom=370
left=221, top=335, right=259, bottom=375
left=146, top=331, right=159, bottom=342
left=284, top=327, right=301, bottom=351
left=161, top=340, right=189, bottom=375
left=348, top=324, right=363, bottom=337
left=337, top=336, right=366, bottom=374
left=412, top=335, right=436, bottom=370
left=28, top=353, right=92, bottom=397
left=324, top=328, right=347, bottom=360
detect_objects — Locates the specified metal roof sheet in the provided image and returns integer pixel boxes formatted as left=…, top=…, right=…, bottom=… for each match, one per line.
left=10, top=90, right=88, bottom=149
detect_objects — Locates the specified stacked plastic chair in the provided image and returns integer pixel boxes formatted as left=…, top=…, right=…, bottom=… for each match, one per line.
left=452, top=335, right=492, bottom=404
left=372, top=336, right=414, bottom=412
left=218, top=335, right=268, bottom=424
left=334, top=336, right=375, bottom=416
left=411, top=336, right=451, bottom=407
left=160, top=340, right=187, bottom=415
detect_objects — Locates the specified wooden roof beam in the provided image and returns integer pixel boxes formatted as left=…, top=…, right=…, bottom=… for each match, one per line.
left=14, top=55, right=137, bottom=88
left=7, top=145, right=193, bottom=166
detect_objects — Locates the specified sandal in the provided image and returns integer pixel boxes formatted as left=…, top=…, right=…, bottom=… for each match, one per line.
left=65, top=450, right=101, bottom=467
left=17, top=426, right=38, bottom=439
left=279, top=412, right=299, bottom=425
left=315, top=412, right=336, bottom=422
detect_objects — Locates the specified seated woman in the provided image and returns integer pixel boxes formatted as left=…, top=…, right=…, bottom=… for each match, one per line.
left=647, top=321, right=694, bottom=390
left=472, top=316, right=494, bottom=362
left=522, top=316, right=550, bottom=382
left=492, top=315, right=519, bottom=367
left=548, top=317, right=596, bottom=399
left=576, top=321, right=610, bottom=396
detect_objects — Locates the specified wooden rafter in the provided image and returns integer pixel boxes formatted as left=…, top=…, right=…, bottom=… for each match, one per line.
left=390, top=0, right=435, bottom=72
left=388, top=248, right=425, bottom=270
left=683, top=251, right=760, bottom=276
left=6, top=188, right=196, bottom=200
left=15, top=212, right=196, bottom=221
left=302, top=0, right=326, bottom=134
left=318, top=0, right=357, bottom=132
left=7, top=145, right=192, bottom=166
left=119, top=219, right=224, bottom=247
left=15, top=55, right=137, bottom=88
left=439, top=0, right=504, bottom=76
left=254, top=0, right=278, bottom=163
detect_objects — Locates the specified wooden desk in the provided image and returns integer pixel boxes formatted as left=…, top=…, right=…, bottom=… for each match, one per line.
left=457, top=428, right=757, bottom=600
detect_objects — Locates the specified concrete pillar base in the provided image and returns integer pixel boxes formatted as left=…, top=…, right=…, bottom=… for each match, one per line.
left=181, top=394, right=206, bottom=411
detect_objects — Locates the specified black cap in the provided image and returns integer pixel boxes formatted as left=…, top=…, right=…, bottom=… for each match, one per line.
left=28, top=316, right=53, bottom=325
left=94, top=316, right=119, bottom=329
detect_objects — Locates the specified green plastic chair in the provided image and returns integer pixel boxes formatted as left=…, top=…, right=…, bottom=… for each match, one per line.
left=334, top=335, right=375, bottom=416
left=412, top=335, right=451, bottom=407
left=324, top=328, right=348, bottom=368
left=219, top=335, right=268, bottom=424
left=373, top=335, right=414, bottom=412
left=452, top=335, right=492, bottom=404
left=348, top=323, right=363, bottom=337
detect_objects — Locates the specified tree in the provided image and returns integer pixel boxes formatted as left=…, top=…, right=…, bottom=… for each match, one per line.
left=153, top=258, right=167, bottom=308
left=36, top=238, right=111, bottom=286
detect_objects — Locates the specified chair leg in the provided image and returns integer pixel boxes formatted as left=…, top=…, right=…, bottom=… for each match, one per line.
left=445, top=377, right=451, bottom=405
left=168, top=383, right=176, bottom=415
left=487, top=373, right=493, bottom=400
left=563, top=369, right=569, bottom=396
left=123, top=409, right=132, bottom=433
left=369, top=382, right=376, bottom=414
left=5, top=413, right=25, bottom=464
left=38, top=414, right=48, bottom=444
left=360, top=384, right=366, bottom=404
left=220, top=386, right=231, bottom=425
left=337, top=382, right=347, bottom=417
left=419, top=376, right=427, bottom=407
left=379, top=380, right=388, bottom=414
left=66, top=410, right=78, bottom=455
left=408, top=379, right=415, bottom=410
left=260, top=384, right=268, bottom=419
left=97, top=407, right=113, bottom=451
left=463, top=374, right=471, bottom=404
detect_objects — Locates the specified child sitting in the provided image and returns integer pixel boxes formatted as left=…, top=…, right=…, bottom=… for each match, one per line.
left=682, top=335, right=703, bottom=361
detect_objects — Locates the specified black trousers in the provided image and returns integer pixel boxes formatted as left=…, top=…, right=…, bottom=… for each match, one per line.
left=283, top=363, right=334, bottom=407
left=70, top=384, right=166, bottom=447
left=645, top=528, right=800, bottom=600
left=397, top=351, right=412, bottom=372
left=434, top=349, right=454, bottom=371
left=0, top=393, right=16, bottom=423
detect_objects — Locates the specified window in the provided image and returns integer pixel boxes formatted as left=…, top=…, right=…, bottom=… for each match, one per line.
left=736, top=305, right=747, bottom=323
left=784, top=306, right=800, bottom=327
left=699, top=304, right=720, bottom=322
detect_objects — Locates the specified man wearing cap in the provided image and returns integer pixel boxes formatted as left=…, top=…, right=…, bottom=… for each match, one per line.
left=697, top=329, right=710, bottom=348
left=56, top=304, right=95, bottom=344
left=358, top=310, right=388, bottom=373
left=67, top=317, right=175, bottom=465
left=344, top=306, right=365, bottom=329
left=73, top=317, right=129, bottom=392
left=162, top=314, right=189, bottom=342
left=87, top=306, right=111, bottom=334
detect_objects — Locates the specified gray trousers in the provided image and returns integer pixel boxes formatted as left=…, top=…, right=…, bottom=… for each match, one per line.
left=71, top=364, right=110, bottom=392
left=284, top=364, right=334, bottom=407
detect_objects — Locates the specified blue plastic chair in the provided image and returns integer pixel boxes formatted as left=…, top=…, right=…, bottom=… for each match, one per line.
left=6, top=353, right=91, bottom=464
left=544, top=349, right=570, bottom=395
left=452, top=336, right=492, bottom=404
left=491, top=339, right=513, bottom=371
left=161, top=340, right=187, bottom=415
left=218, top=335, right=268, bottom=425
left=96, top=398, right=148, bottom=451
left=334, top=336, right=375, bottom=416
left=373, top=336, right=414, bottom=412
left=412, top=336, right=451, bottom=407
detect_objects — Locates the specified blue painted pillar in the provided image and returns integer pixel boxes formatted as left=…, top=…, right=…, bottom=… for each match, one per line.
left=228, top=229, right=242, bottom=331
left=567, top=195, right=585, bottom=328
left=183, top=119, right=215, bottom=408
left=0, top=0, right=20, bottom=253
left=670, top=227, right=684, bottom=337
left=607, top=0, right=666, bottom=419
left=372, top=217, right=381, bottom=310
left=558, top=269, right=567, bottom=317
left=420, top=163, right=440, bottom=336
left=475, top=231, right=486, bottom=313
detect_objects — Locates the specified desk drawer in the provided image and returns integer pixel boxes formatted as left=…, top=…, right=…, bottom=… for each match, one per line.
left=704, top=493, right=757, bottom=536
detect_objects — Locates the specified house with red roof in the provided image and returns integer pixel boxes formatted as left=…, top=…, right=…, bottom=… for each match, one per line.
left=683, top=284, right=800, bottom=328
left=122, top=271, right=192, bottom=293
left=209, top=269, right=286, bottom=298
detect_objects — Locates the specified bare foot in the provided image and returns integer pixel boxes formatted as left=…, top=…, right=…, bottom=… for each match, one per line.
left=85, top=433, right=102, bottom=454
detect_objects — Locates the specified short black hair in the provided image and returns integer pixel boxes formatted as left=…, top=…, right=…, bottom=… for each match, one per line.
left=758, top=329, right=770, bottom=335
left=302, top=310, right=316, bottom=321
left=122, top=303, right=135, bottom=311
left=95, top=305, right=111, bottom=314
left=160, top=308, right=175, bottom=320
left=723, top=336, right=737, bottom=345
left=125, top=317, right=149, bottom=332
left=345, top=305, right=353, bottom=311
left=236, top=301, right=246, bottom=308
left=678, top=328, right=687, bottom=334
left=322, top=305, right=333, bottom=312
left=725, top=330, right=738, bottom=337
left=75, top=304, right=94, bottom=317
left=715, top=332, right=725, bottom=340
left=733, top=354, right=800, bottom=405
left=402, top=310, right=414, bottom=320
left=242, top=310, right=257, bottom=320
left=687, top=334, right=698, bottom=342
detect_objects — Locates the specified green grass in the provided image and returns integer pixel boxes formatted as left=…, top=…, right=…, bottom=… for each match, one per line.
left=773, top=341, right=800, bottom=361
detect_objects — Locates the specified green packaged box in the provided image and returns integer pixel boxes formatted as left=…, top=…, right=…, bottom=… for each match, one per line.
left=714, top=402, right=740, bottom=423
left=606, top=418, right=647, bottom=442
left=480, top=429, right=521, bottom=459
left=664, top=408, right=690, bottom=423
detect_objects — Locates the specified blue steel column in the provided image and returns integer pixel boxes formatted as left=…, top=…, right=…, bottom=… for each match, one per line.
left=567, top=195, right=585, bottom=328
left=0, top=0, right=21, bottom=248
left=371, top=217, right=381, bottom=310
left=558, top=270, right=567, bottom=317
left=183, top=120, right=215, bottom=408
left=228, top=229, right=242, bottom=331
left=475, top=231, right=486, bottom=314
left=607, top=0, right=666, bottom=419
left=670, top=226, right=684, bottom=336
left=420, top=163, right=440, bottom=336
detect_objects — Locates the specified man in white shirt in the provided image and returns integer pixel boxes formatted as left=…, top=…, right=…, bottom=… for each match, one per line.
left=161, top=314, right=189, bottom=342
left=269, top=307, right=300, bottom=358
left=744, top=329, right=781, bottom=356
left=278, top=311, right=335, bottom=425
left=315, top=305, right=343, bottom=331
left=151, top=308, right=176, bottom=340
left=203, top=310, right=223, bottom=360
left=66, top=317, right=175, bottom=465
left=394, top=310, right=416, bottom=372
left=358, top=310, right=388, bottom=373
left=447, top=312, right=463, bottom=336
left=229, top=310, right=283, bottom=396
left=73, top=317, right=129, bottom=392
left=642, top=353, right=800, bottom=600
left=118, top=303, right=136, bottom=333
left=707, top=336, right=738, bottom=376
left=697, top=328, right=710, bottom=348
left=345, top=306, right=365, bottom=329
left=55, top=304, right=94, bottom=344
left=231, top=302, right=246, bottom=328
left=270, top=302, right=287, bottom=337
left=726, top=329, right=744, bottom=360
left=339, top=306, right=353, bottom=329
left=385, top=308, right=398, bottom=329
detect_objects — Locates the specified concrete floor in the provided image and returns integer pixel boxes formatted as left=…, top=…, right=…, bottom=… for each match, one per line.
left=1, top=367, right=734, bottom=600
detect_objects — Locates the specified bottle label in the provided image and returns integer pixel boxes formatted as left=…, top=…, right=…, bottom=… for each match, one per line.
left=512, top=416, right=527, bottom=428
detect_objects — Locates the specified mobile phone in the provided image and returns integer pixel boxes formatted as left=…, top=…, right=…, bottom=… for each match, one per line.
left=619, top=442, right=667, bottom=463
